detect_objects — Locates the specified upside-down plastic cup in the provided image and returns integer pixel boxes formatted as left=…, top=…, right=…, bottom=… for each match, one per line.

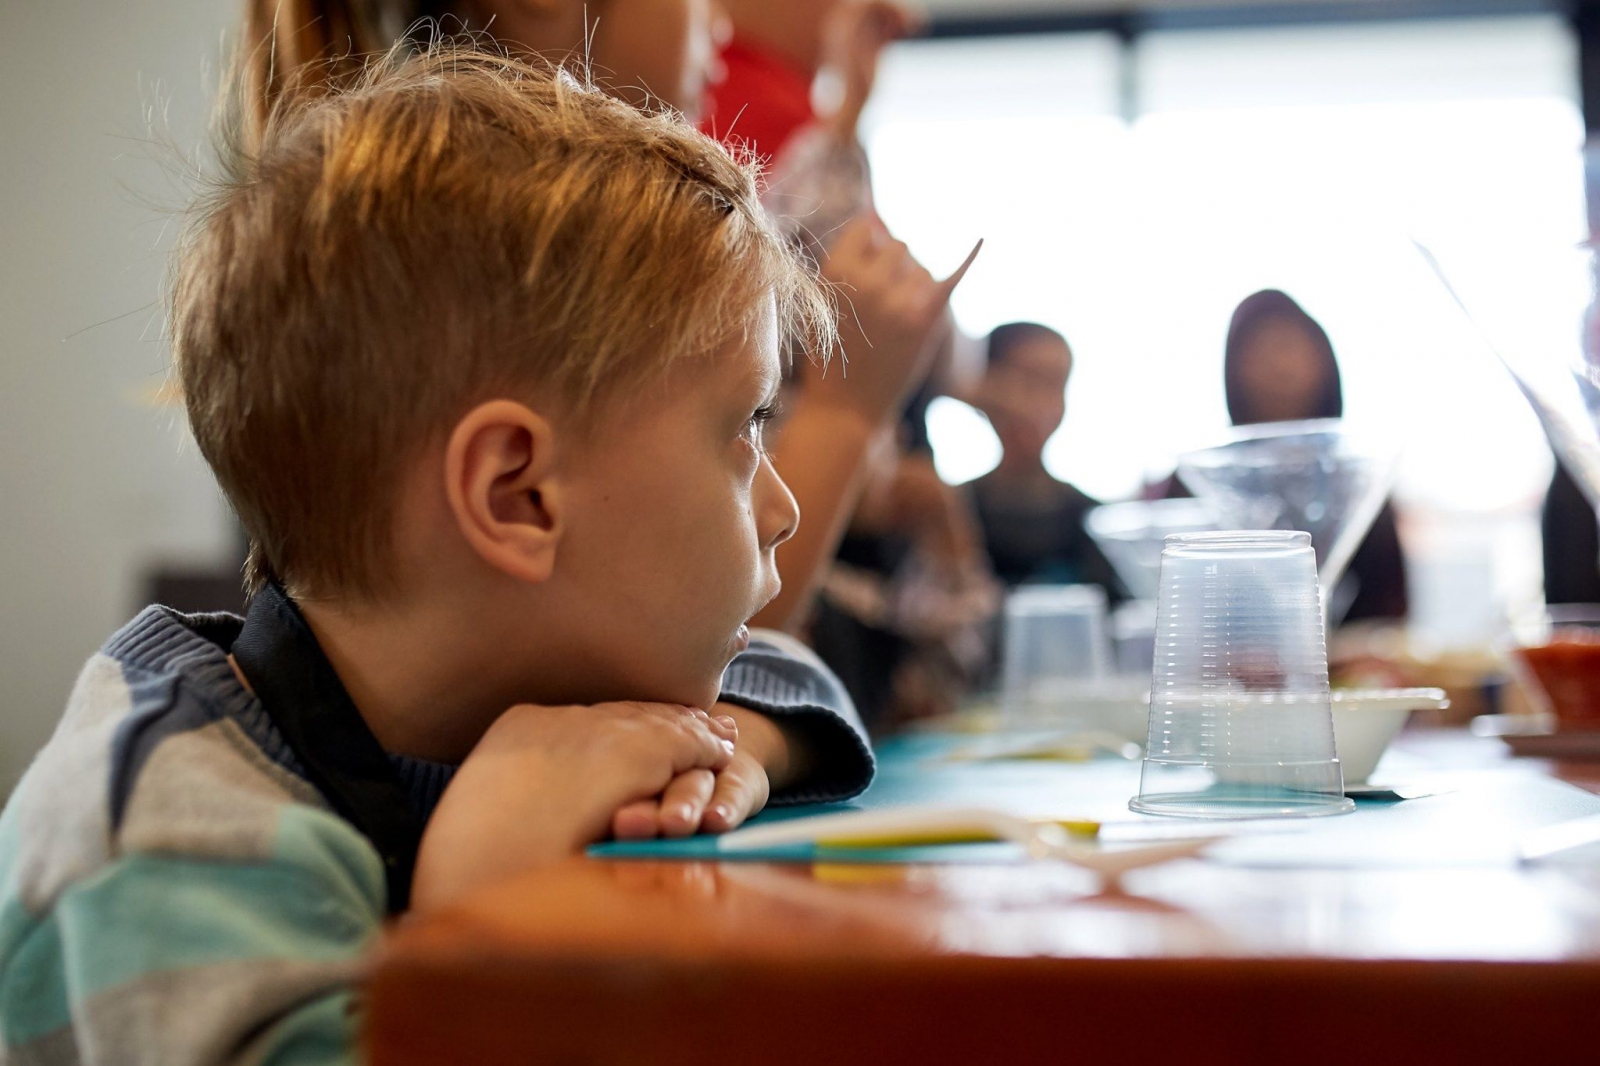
left=1130, top=531, right=1354, bottom=818
left=1001, top=584, right=1112, bottom=725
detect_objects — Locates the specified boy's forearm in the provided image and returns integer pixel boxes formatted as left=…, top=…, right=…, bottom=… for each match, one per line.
left=718, top=632, right=874, bottom=804
left=715, top=703, right=811, bottom=791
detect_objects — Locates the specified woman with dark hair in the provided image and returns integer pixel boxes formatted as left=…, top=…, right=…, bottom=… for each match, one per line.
left=1220, top=290, right=1409, bottom=623
left=1224, top=289, right=1343, bottom=424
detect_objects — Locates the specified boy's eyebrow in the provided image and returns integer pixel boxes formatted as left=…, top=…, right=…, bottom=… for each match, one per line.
left=753, top=361, right=781, bottom=404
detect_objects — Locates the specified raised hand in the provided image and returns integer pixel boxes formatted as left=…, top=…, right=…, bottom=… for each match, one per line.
left=823, top=1, right=922, bottom=139
left=812, top=216, right=981, bottom=430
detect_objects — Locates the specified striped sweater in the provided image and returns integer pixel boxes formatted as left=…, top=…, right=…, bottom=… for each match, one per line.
left=0, top=606, right=873, bottom=1064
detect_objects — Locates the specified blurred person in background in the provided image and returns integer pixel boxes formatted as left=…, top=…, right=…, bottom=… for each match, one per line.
left=963, top=322, right=1123, bottom=600
left=694, top=0, right=995, bottom=730
left=232, top=1, right=970, bottom=638
left=242, top=0, right=726, bottom=132
left=1543, top=463, right=1600, bottom=604
left=1172, top=289, right=1408, bottom=624
left=705, top=1, right=915, bottom=247
left=704, top=1, right=913, bottom=161
left=808, top=420, right=999, bottom=732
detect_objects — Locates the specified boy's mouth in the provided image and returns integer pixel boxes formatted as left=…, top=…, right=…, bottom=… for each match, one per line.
left=731, top=581, right=779, bottom=654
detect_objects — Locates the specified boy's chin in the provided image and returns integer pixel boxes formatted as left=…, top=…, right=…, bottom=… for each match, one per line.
left=643, top=644, right=747, bottom=713
left=690, top=669, right=731, bottom=714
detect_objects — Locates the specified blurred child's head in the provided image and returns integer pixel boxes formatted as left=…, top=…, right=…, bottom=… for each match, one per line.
left=1223, top=289, right=1342, bottom=426
left=243, top=1, right=728, bottom=133
left=175, top=47, right=830, bottom=711
left=982, top=322, right=1072, bottom=462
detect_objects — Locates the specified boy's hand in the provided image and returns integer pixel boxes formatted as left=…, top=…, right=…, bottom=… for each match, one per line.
left=412, top=702, right=737, bottom=910
left=610, top=705, right=803, bottom=839
left=813, top=219, right=981, bottom=430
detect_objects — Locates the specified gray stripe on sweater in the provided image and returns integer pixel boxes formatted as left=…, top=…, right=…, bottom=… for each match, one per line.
left=104, top=609, right=308, bottom=830
left=9, top=656, right=126, bottom=915
left=116, top=718, right=323, bottom=863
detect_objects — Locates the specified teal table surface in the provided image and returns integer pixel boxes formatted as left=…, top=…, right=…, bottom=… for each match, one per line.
left=589, top=731, right=1600, bottom=867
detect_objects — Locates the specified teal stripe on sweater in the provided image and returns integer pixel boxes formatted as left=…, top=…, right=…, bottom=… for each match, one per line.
left=51, top=859, right=377, bottom=1001
left=0, top=804, right=382, bottom=1047
left=0, top=903, right=71, bottom=1045
left=271, top=803, right=387, bottom=917
left=0, top=793, right=73, bottom=1046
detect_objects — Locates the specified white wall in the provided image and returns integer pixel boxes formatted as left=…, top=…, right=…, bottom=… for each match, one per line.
left=1, top=1, right=235, bottom=794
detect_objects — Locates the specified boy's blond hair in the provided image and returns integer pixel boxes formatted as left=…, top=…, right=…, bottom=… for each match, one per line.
left=173, top=45, right=834, bottom=601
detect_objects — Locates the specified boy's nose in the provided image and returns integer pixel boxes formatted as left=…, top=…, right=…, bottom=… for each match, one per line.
left=757, top=454, right=799, bottom=551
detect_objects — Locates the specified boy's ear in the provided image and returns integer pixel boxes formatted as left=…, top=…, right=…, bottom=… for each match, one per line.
left=443, top=400, right=565, bottom=585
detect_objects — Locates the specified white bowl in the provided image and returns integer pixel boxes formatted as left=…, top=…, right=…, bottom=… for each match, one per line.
left=1330, top=688, right=1449, bottom=784
left=1002, top=675, right=1151, bottom=743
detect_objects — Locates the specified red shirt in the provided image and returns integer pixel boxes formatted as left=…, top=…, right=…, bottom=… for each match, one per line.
left=702, top=37, right=815, bottom=165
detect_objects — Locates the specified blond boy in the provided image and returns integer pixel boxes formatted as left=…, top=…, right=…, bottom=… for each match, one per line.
left=0, top=48, right=872, bottom=1063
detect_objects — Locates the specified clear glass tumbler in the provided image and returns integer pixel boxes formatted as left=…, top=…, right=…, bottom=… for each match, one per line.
left=1130, top=531, right=1354, bottom=818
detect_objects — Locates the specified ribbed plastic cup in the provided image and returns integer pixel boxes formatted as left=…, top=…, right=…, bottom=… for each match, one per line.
left=1001, top=584, right=1111, bottom=725
left=1130, top=531, right=1353, bottom=818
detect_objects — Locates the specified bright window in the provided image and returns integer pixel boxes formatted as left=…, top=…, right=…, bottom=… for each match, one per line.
left=863, top=15, right=1583, bottom=516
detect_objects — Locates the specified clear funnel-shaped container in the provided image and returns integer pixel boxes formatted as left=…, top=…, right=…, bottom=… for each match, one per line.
left=1086, top=498, right=1217, bottom=601
left=1418, top=240, right=1600, bottom=513
left=1175, top=420, right=1397, bottom=616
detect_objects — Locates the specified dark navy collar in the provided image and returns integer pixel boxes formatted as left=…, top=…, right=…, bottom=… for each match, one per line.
left=230, top=582, right=438, bottom=913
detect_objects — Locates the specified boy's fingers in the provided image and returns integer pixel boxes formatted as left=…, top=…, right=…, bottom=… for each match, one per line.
left=633, top=704, right=737, bottom=771
left=657, top=769, right=717, bottom=838
left=680, top=707, right=737, bottom=743
left=679, top=725, right=737, bottom=773
left=701, top=760, right=771, bottom=835
left=612, top=799, right=661, bottom=841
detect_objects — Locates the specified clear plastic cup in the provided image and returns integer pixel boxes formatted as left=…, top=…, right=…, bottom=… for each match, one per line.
left=1111, top=599, right=1158, bottom=677
left=1130, top=531, right=1354, bottom=818
left=1001, top=585, right=1111, bottom=724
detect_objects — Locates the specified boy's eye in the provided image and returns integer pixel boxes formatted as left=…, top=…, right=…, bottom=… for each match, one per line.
left=743, top=401, right=779, bottom=446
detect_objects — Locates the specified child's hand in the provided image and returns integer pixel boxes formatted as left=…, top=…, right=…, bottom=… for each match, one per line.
left=610, top=705, right=800, bottom=839
left=813, top=218, right=981, bottom=430
left=412, top=702, right=737, bottom=909
left=822, top=1, right=921, bottom=139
